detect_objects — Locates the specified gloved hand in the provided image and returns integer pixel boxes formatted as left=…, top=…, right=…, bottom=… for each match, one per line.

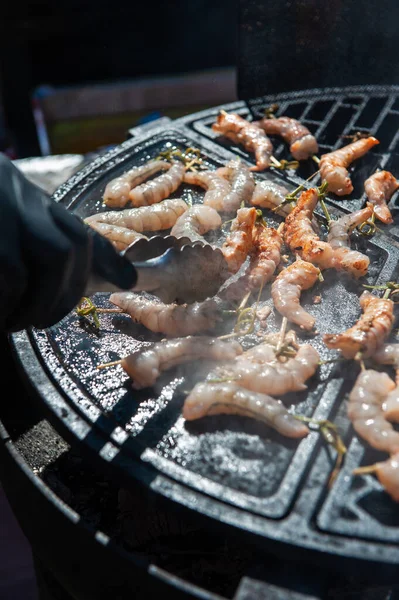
left=0, top=153, right=137, bottom=332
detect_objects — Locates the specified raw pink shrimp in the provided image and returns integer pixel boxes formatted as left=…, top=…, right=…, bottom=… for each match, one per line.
left=247, top=222, right=283, bottom=290
left=170, top=205, right=221, bottom=244
left=327, top=204, right=373, bottom=278
left=348, top=369, right=399, bottom=454
left=250, top=179, right=291, bottom=216
left=239, top=342, right=278, bottom=364
left=323, top=291, right=394, bottom=359
left=103, top=160, right=171, bottom=207
left=215, top=158, right=255, bottom=212
left=362, top=453, right=399, bottom=502
left=183, top=382, right=309, bottom=438
left=128, top=161, right=186, bottom=207
left=85, top=199, right=188, bottom=232
left=212, top=111, right=273, bottom=171
left=283, top=188, right=335, bottom=270
left=258, top=116, right=319, bottom=160
left=221, top=207, right=257, bottom=274
left=229, top=344, right=320, bottom=396
left=122, top=336, right=243, bottom=389
left=373, top=344, right=399, bottom=370
left=109, top=293, right=222, bottom=336
left=271, top=259, right=320, bottom=331
left=384, top=386, right=399, bottom=422
left=373, top=345, right=399, bottom=423
left=319, top=137, right=379, bottom=196
left=364, top=170, right=399, bottom=224
left=183, top=170, right=231, bottom=211
left=372, top=344, right=399, bottom=416
left=86, top=221, right=147, bottom=252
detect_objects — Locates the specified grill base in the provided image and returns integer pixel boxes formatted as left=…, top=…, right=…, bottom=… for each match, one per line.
left=6, top=87, right=399, bottom=591
left=0, top=335, right=397, bottom=600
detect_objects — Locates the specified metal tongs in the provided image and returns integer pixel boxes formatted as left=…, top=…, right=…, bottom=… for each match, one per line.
left=85, top=233, right=230, bottom=304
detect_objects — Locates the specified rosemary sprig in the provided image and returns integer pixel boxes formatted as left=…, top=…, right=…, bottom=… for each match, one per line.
left=294, top=416, right=347, bottom=487
left=363, top=281, right=399, bottom=299
left=76, top=297, right=101, bottom=329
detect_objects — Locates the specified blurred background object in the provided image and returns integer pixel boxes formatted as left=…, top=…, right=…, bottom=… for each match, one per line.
left=0, top=0, right=237, bottom=158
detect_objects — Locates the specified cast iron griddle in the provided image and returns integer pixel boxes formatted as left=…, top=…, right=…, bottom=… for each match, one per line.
left=10, top=86, right=399, bottom=581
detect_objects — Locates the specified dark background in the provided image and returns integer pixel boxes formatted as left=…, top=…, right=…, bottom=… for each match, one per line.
left=0, top=0, right=238, bottom=157
left=3, top=0, right=399, bottom=158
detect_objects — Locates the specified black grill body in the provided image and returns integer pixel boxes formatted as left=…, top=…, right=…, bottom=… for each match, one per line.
left=3, top=86, right=399, bottom=599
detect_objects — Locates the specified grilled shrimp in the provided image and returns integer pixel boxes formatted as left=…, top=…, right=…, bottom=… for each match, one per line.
left=323, top=291, right=395, bottom=359
left=248, top=223, right=283, bottom=290
left=271, top=259, right=320, bottom=331
left=348, top=369, right=399, bottom=454
left=283, top=188, right=335, bottom=270
left=183, top=170, right=231, bottom=211
left=128, top=161, right=186, bottom=207
left=212, top=111, right=273, bottom=171
left=364, top=170, right=399, bottom=224
left=85, top=199, right=188, bottom=232
left=230, top=344, right=320, bottom=396
left=250, top=179, right=291, bottom=216
left=122, top=336, right=243, bottom=389
left=109, top=293, right=222, bottom=336
left=327, top=204, right=373, bottom=278
left=215, top=159, right=255, bottom=212
left=319, top=137, right=379, bottom=196
left=221, top=207, right=257, bottom=273
left=258, top=116, right=319, bottom=160
left=218, top=221, right=282, bottom=300
left=86, top=221, right=147, bottom=252
left=171, top=205, right=222, bottom=244
left=361, top=452, right=399, bottom=502
left=103, top=160, right=171, bottom=207
left=183, top=382, right=310, bottom=438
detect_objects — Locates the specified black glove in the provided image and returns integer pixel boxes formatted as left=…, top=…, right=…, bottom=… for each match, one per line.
left=0, top=153, right=137, bottom=332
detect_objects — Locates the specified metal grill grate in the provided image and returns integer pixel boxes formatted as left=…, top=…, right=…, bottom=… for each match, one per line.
left=180, top=85, right=399, bottom=240
left=9, top=89, right=399, bottom=588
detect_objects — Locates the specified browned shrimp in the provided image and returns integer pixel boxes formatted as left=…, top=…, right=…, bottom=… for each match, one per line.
left=271, top=259, right=320, bottom=331
left=319, top=137, right=379, bottom=196
left=128, top=161, right=186, bottom=207
left=258, top=116, right=319, bottom=160
left=327, top=204, right=373, bottom=278
left=122, top=336, right=243, bottom=389
left=215, top=159, right=255, bottom=212
left=212, top=111, right=273, bottom=171
left=218, top=223, right=282, bottom=301
left=221, top=207, right=257, bottom=273
left=247, top=223, right=283, bottom=290
left=364, top=170, right=399, bottom=224
left=103, top=159, right=171, bottom=207
left=85, top=199, right=188, bottom=232
left=86, top=221, right=147, bottom=252
left=183, top=170, right=231, bottom=211
left=283, top=188, right=335, bottom=270
left=109, top=293, right=222, bottom=336
left=323, top=291, right=395, bottom=359
left=348, top=369, right=399, bottom=454
left=183, top=382, right=310, bottom=438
